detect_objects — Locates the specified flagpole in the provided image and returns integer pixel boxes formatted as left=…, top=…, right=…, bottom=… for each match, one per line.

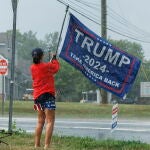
left=56, top=5, right=69, bottom=55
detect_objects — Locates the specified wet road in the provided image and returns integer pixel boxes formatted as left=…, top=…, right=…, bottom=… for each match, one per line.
left=0, top=117, right=150, bottom=144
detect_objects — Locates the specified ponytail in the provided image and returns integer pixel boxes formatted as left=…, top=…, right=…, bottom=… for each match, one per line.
left=33, top=56, right=41, bottom=64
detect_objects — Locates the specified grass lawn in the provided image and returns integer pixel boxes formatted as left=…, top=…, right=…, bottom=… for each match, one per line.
left=1, top=101, right=150, bottom=119
left=0, top=133, right=150, bottom=150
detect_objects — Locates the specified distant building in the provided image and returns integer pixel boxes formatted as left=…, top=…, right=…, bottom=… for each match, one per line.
left=0, top=32, right=12, bottom=62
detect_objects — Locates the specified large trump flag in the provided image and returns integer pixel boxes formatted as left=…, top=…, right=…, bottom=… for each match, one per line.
left=59, top=13, right=141, bottom=98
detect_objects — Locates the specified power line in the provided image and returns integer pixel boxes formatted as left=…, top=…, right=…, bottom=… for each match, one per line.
left=107, top=6, right=150, bottom=38
left=58, top=0, right=101, bottom=23
left=57, top=0, right=150, bottom=43
left=107, top=23, right=148, bottom=40
left=73, top=0, right=100, bottom=10
left=57, top=0, right=102, bottom=25
left=70, top=0, right=150, bottom=41
left=67, top=0, right=100, bottom=21
left=74, top=0, right=100, bottom=6
left=107, top=15, right=150, bottom=40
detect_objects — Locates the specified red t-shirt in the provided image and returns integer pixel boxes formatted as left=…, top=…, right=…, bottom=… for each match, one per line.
left=30, top=60, right=60, bottom=100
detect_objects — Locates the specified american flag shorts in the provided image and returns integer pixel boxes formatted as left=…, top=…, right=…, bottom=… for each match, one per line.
left=34, top=100, right=56, bottom=111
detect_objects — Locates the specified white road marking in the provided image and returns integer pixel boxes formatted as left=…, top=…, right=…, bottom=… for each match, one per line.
left=1, top=117, right=150, bottom=133
left=55, top=126, right=150, bottom=132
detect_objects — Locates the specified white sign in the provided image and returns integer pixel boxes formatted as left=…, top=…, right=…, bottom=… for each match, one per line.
left=140, top=82, right=150, bottom=97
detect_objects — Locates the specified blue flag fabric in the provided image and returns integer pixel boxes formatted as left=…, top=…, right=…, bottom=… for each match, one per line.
left=59, top=13, right=141, bottom=98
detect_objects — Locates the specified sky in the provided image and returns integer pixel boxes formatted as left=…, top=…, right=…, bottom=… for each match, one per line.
left=0, top=0, right=150, bottom=60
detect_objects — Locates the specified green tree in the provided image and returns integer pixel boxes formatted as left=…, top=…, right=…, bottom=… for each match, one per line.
left=55, top=59, right=97, bottom=102
left=16, top=30, right=42, bottom=60
left=44, top=32, right=59, bottom=52
left=42, top=32, right=59, bottom=61
left=109, top=39, right=144, bottom=59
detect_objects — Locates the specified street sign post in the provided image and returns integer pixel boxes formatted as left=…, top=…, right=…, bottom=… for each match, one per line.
left=0, top=58, right=8, bottom=116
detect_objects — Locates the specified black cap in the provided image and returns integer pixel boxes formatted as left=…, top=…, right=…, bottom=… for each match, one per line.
left=32, top=48, right=44, bottom=57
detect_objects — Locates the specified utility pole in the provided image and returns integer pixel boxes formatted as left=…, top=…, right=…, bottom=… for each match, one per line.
left=8, top=0, right=18, bottom=132
left=101, top=0, right=107, bottom=39
left=101, top=0, right=107, bottom=104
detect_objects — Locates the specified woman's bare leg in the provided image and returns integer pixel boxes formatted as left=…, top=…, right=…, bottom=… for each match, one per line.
left=44, top=109, right=55, bottom=149
left=35, top=110, right=45, bottom=148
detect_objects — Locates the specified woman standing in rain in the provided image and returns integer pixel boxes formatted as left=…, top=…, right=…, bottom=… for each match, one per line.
left=30, top=48, right=60, bottom=149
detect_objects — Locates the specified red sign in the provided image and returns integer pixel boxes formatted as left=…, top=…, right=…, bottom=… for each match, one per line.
left=0, top=59, right=8, bottom=75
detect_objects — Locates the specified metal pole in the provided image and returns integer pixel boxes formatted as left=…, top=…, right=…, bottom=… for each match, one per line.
left=2, top=75, right=5, bottom=116
left=8, top=0, right=18, bottom=133
left=56, top=5, right=69, bottom=55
